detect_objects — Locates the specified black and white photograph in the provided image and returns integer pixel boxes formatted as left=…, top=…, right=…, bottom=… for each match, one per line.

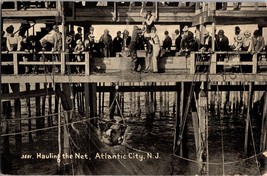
left=1, top=1, right=267, bottom=175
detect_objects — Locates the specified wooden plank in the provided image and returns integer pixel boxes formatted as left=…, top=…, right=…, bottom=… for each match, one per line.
left=13, top=53, right=18, bottom=75
left=244, top=82, right=253, bottom=153
left=19, top=62, right=62, bottom=65
left=2, top=10, right=60, bottom=17
left=1, top=73, right=267, bottom=83
left=260, top=91, right=267, bottom=151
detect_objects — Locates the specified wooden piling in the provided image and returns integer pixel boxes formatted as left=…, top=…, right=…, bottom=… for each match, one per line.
left=89, top=83, right=97, bottom=123
left=137, top=82, right=141, bottom=118
left=102, top=83, right=105, bottom=114
left=84, top=83, right=90, bottom=119
left=48, top=83, right=53, bottom=127
left=244, top=82, right=254, bottom=153
left=35, top=83, right=42, bottom=137
left=13, top=83, right=22, bottom=153
left=260, top=91, right=267, bottom=151
left=173, top=82, right=181, bottom=153
left=98, top=83, right=101, bottom=116
left=41, top=83, right=47, bottom=128
left=2, top=84, right=11, bottom=156
left=109, top=84, right=116, bottom=119
left=197, top=84, right=209, bottom=174
left=25, top=83, right=33, bottom=142
left=159, top=82, right=163, bottom=118
left=61, top=83, right=73, bottom=165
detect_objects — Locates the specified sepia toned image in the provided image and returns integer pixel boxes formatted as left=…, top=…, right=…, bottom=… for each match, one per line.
left=1, top=1, right=267, bottom=175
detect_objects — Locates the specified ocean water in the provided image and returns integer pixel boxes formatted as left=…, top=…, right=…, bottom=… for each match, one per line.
left=1, top=89, right=266, bottom=175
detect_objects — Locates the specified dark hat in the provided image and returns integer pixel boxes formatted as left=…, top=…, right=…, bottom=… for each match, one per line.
left=218, top=29, right=224, bottom=34
left=235, top=26, right=241, bottom=31
left=175, top=29, right=180, bottom=34
left=164, top=31, right=169, bottom=35
left=77, top=27, right=82, bottom=31
left=151, top=26, right=156, bottom=31
left=6, top=25, right=14, bottom=34
left=117, top=31, right=121, bottom=34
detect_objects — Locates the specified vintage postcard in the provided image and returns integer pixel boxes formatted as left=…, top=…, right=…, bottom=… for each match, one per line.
left=1, top=1, right=267, bottom=175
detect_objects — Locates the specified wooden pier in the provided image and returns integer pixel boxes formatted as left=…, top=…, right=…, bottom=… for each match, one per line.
left=1, top=1, right=267, bottom=175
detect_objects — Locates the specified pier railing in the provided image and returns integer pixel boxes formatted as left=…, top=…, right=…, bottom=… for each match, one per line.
left=190, top=51, right=267, bottom=74
left=1, top=51, right=267, bottom=76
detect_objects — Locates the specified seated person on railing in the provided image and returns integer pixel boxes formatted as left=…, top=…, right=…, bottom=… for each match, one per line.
left=99, top=29, right=113, bottom=57
left=140, top=3, right=156, bottom=33
left=40, top=25, right=61, bottom=52
left=215, top=29, right=229, bottom=61
left=162, top=31, right=172, bottom=56
left=252, top=30, right=265, bottom=54
left=6, top=25, right=21, bottom=52
left=231, top=26, right=244, bottom=51
left=180, top=31, right=199, bottom=57
left=112, top=31, right=123, bottom=56
left=74, top=39, right=85, bottom=74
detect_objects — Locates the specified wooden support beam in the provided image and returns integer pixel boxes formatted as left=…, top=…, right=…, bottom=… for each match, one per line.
left=13, top=83, right=22, bottom=153
left=244, top=82, right=254, bottom=153
left=173, top=82, right=181, bottom=153
left=89, top=83, right=97, bottom=125
left=1, top=84, right=12, bottom=173
left=84, top=83, right=90, bottom=119
left=260, top=91, right=267, bottom=151
left=25, top=83, right=33, bottom=142
left=61, top=83, right=73, bottom=165
left=35, top=83, right=41, bottom=137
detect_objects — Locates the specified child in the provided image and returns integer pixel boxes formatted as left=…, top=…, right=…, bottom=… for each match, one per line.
left=74, top=39, right=85, bottom=74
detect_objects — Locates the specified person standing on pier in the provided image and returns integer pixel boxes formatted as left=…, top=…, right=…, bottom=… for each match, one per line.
left=252, top=29, right=265, bottom=53
left=232, top=26, right=244, bottom=51
left=40, top=25, right=61, bottom=52
left=129, top=25, right=143, bottom=63
left=162, top=31, right=172, bottom=52
left=122, top=30, right=131, bottom=51
left=215, top=29, right=229, bottom=61
left=112, top=31, right=123, bottom=56
left=99, top=29, right=112, bottom=57
left=6, top=25, right=21, bottom=51
left=75, top=27, right=83, bottom=42
left=144, top=26, right=160, bottom=73
left=84, top=29, right=97, bottom=74
left=174, top=29, right=182, bottom=53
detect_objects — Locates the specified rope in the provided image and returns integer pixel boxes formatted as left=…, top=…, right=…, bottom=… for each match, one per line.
left=1, top=117, right=98, bottom=137
left=1, top=110, right=72, bottom=121
left=171, top=151, right=265, bottom=165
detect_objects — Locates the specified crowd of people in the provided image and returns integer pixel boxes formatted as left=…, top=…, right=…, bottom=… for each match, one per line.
left=1, top=5, right=266, bottom=74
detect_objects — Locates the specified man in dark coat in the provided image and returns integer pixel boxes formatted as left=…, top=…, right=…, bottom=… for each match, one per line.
left=174, top=29, right=182, bottom=52
left=215, top=29, right=229, bottom=51
left=181, top=31, right=199, bottom=56
left=75, top=27, right=83, bottom=42
left=122, top=30, right=131, bottom=51
left=162, top=31, right=172, bottom=51
left=112, top=31, right=123, bottom=55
